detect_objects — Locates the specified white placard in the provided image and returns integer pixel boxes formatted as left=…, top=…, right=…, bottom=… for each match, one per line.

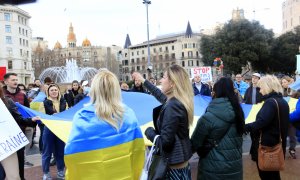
left=0, top=99, right=28, bottom=161
left=191, top=67, right=213, bottom=82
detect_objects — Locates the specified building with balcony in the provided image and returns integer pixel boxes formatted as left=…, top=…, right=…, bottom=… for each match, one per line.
left=0, top=5, right=34, bottom=84
left=120, top=21, right=203, bottom=81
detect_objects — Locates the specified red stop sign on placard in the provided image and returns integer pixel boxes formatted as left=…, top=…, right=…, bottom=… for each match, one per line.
left=0, top=67, right=7, bottom=81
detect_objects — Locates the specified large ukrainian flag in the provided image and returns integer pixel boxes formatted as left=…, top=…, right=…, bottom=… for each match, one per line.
left=64, top=104, right=145, bottom=180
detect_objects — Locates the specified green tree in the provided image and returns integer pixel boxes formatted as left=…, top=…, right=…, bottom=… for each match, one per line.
left=270, top=26, right=300, bottom=74
left=200, top=19, right=274, bottom=74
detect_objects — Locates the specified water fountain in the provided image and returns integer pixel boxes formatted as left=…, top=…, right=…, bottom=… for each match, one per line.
left=39, top=59, right=98, bottom=83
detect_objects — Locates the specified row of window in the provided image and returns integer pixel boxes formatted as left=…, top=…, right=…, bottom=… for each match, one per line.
left=19, top=38, right=29, bottom=47
left=126, top=45, right=176, bottom=57
left=4, top=13, right=28, bottom=26
left=59, top=51, right=97, bottom=57
left=18, top=15, right=27, bottom=25
left=7, top=61, right=28, bottom=70
left=182, top=43, right=198, bottom=49
left=181, top=60, right=200, bottom=67
left=19, top=27, right=28, bottom=36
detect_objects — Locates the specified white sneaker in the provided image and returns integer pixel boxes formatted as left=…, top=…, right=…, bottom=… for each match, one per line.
left=42, top=173, right=52, bottom=180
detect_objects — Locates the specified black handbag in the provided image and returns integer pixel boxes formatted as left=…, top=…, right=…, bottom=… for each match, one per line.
left=148, top=137, right=169, bottom=180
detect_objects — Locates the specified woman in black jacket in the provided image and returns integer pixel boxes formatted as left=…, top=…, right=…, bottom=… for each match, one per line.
left=39, top=83, right=67, bottom=180
left=132, top=64, right=194, bottom=179
left=245, top=75, right=289, bottom=180
left=0, top=85, right=38, bottom=180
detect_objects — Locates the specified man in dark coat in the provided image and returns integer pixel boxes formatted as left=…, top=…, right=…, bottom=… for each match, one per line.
left=192, top=74, right=211, bottom=96
left=244, top=73, right=263, bottom=104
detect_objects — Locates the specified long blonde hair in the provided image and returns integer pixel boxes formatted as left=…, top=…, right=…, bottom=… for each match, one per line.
left=90, top=70, right=124, bottom=130
left=166, top=65, right=194, bottom=126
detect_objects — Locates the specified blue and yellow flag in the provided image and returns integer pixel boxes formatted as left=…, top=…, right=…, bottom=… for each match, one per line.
left=64, top=104, right=145, bottom=180
left=15, top=92, right=299, bottom=179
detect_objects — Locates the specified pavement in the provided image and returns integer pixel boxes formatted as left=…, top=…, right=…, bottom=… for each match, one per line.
left=23, top=129, right=300, bottom=180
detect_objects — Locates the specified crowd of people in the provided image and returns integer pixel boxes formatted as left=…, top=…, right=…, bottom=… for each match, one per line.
left=0, top=66, right=299, bottom=180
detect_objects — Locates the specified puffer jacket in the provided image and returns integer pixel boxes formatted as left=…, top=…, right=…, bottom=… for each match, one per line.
left=191, top=97, right=243, bottom=180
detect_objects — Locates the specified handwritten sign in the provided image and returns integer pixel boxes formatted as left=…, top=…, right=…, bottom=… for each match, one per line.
left=0, top=99, right=28, bottom=161
left=191, top=67, right=212, bottom=82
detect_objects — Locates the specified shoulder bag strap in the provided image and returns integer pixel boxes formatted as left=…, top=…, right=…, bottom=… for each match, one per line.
left=259, top=98, right=282, bottom=144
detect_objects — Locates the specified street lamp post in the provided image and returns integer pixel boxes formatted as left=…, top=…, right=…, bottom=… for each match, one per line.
left=143, top=0, right=152, bottom=77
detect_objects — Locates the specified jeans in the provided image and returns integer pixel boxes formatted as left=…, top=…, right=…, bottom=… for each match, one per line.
left=288, top=123, right=297, bottom=150
left=42, top=127, right=65, bottom=173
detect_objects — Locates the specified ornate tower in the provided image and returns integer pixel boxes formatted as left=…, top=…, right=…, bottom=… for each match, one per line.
left=67, top=23, right=77, bottom=48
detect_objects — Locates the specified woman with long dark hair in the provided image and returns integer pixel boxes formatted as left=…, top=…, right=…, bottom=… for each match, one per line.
left=191, top=77, right=245, bottom=180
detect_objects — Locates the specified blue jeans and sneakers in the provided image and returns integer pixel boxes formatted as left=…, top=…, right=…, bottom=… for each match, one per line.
left=42, top=127, right=65, bottom=180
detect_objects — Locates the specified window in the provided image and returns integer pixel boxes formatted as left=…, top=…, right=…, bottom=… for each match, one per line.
left=137, top=66, right=140, bottom=71
left=7, top=47, right=13, bottom=56
left=124, top=60, right=128, bottom=66
left=188, top=43, right=192, bottom=48
left=142, top=50, right=144, bottom=54
left=196, top=51, right=199, bottom=57
left=182, top=61, right=185, bottom=67
left=184, top=44, right=187, bottom=48
left=142, top=57, right=145, bottom=62
left=188, top=60, right=194, bottom=66
left=159, top=47, right=162, bottom=52
left=6, top=36, right=12, bottom=44
left=69, top=52, right=71, bottom=56
left=23, top=39, right=25, bottom=46
left=4, top=13, right=11, bottom=21
left=24, top=19, right=27, bottom=25
left=22, top=29, right=24, bottom=35
left=5, top=25, right=11, bottom=33
left=20, top=49, right=23, bottom=56
left=132, top=52, right=134, bottom=56
left=159, top=55, right=163, bottom=60
left=8, top=61, right=13, bottom=69
left=171, top=53, right=175, bottom=59
left=27, top=51, right=29, bottom=57
left=137, top=51, right=139, bottom=55
left=193, top=43, right=196, bottom=48
left=131, top=59, right=135, bottom=63
left=188, top=51, right=193, bottom=57
left=153, top=48, right=156, bottom=53
left=196, top=60, right=199, bottom=66
left=182, top=52, right=184, bottom=58
left=137, top=58, right=140, bottom=64
left=26, top=30, right=28, bottom=36
left=18, top=16, right=21, bottom=23
left=165, top=46, right=168, bottom=51
left=19, top=38, right=22, bottom=45
left=165, top=54, right=169, bottom=60
left=19, top=27, right=21, bottom=34
left=24, top=62, right=27, bottom=69
left=172, top=45, right=174, bottom=50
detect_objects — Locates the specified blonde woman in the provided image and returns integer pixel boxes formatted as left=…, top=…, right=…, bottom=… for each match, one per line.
left=245, top=75, right=289, bottom=180
left=64, top=70, right=144, bottom=179
left=39, top=84, right=67, bottom=180
left=132, top=64, right=194, bottom=179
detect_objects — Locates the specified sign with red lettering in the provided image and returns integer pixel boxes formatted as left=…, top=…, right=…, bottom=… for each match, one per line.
left=0, top=99, right=29, bottom=161
left=191, top=67, right=212, bottom=82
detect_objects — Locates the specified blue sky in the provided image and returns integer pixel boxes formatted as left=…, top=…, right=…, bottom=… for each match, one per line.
left=20, top=0, right=284, bottom=48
